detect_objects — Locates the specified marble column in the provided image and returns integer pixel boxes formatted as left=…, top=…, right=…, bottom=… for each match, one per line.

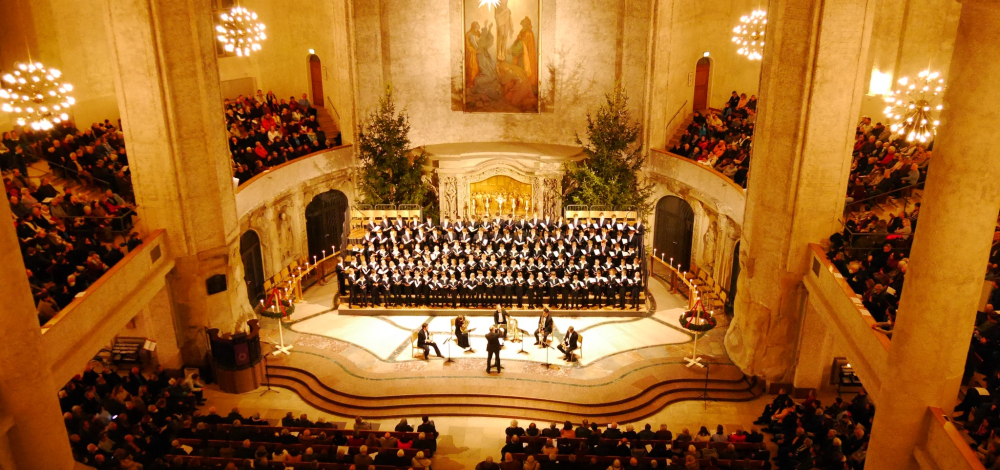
left=0, top=201, right=75, bottom=469
left=725, top=0, right=875, bottom=382
left=866, top=1, right=1000, bottom=468
left=104, top=0, right=251, bottom=364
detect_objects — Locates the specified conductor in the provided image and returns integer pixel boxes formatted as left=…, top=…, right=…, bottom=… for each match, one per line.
left=486, top=326, right=503, bottom=373
left=417, top=323, right=444, bottom=360
left=534, top=308, right=554, bottom=345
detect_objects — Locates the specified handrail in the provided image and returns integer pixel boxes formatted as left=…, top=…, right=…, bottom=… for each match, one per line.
left=925, top=407, right=987, bottom=470
left=41, top=158, right=115, bottom=187
left=650, top=148, right=746, bottom=193
left=809, top=243, right=892, bottom=351
left=845, top=181, right=923, bottom=209
left=665, top=100, right=689, bottom=135
left=325, top=97, right=341, bottom=121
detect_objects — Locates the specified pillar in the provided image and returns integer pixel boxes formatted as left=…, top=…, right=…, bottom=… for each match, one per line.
left=725, top=0, right=876, bottom=382
left=792, top=300, right=834, bottom=393
left=0, top=198, right=75, bottom=469
left=866, top=1, right=1000, bottom=468
left=104, top=0, right=251, bottom=364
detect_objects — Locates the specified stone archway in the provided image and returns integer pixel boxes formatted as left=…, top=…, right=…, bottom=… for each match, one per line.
left=653, top=195, right=695, bottom=271
left=305, top=189, right=349, bottom=258
left=240, top=229, right=265, bottom=304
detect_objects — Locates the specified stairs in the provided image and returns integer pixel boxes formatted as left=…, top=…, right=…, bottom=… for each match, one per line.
left=27, top=161, right=104, bottom=200
left=316, top=106, right=341, bottom=143
left=666, top=108, right=722, bottom=151
left=265, top=362, right=764, bottom=422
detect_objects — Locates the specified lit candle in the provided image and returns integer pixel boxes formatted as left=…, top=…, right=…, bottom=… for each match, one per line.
left=313, top=255, right=317, bottom=264
left=322, top=250, right=326, bottom=258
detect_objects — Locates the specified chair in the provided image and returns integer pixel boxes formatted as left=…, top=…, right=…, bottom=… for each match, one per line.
left=410, top=331, right=421, bottom=358
left=572, top=333, right=584, bottom=360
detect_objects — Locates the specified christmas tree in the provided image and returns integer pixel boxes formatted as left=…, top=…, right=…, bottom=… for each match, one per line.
left=563, top=87, right=653, bottom=220
left=356, top=87, right=437, bottom=219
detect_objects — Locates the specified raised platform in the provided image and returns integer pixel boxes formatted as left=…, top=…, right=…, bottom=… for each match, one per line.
left=338, top=306, right=648, bottom=317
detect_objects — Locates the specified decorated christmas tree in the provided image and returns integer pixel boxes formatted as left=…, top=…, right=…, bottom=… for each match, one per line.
left=563, top=86, right=653, bottom=220
left=356, top=87, right=438, bottom=218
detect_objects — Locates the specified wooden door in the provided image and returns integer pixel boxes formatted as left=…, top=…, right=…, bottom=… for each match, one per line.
left=306, top=190, right=349, bottom=258
left=727, top=241, right=741, bottom=314
left=240, top=230, right=265, bottom=304
left=309, top=55, right=324, bottom=107
left=653, top=196, right=695, bottom=271
left=693, top=58, right=711, bottom=110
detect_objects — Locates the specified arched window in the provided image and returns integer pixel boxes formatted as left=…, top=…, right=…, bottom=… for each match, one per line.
left=305, top=190, right=349, bottom=258
left=653, top=196, right=695, bottom=271
left=240, top=229, right=265, bottom=304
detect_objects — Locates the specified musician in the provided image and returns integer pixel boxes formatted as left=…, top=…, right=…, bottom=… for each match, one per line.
left=485, top=326, right=503, bottom=373
left=558, top=326, right=579, bottom=361
left=493, top=304, right=509, bottom=339
left=455, top=314, right=471, bottom=349
left=534, top=308, right=554, bottom=345
left=417, top=323, right=443, bottom=360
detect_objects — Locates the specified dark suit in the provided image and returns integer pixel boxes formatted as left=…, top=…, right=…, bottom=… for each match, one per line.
left=417, top=329, right=442, bottom=359
left=558, top=331, right=579, bottom=360
left=486, top=330, right=503, bottom=372
left=534, top=314, right=554, bottom=344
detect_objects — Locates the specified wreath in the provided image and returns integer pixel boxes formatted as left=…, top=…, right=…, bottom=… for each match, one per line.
left=256, top=299, right=296, bottom=319
left=678, top=299, right=716, bottom=332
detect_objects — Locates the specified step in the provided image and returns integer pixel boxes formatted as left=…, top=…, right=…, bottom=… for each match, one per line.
left=265, top=364, right=762, bottom=422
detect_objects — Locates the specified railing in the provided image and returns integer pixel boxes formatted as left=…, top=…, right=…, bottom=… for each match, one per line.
left=234, top=145, right=354, bottom=219
left=649, top=148, right=746, bottom=194
left=916, top=407, right=987, bottom=470
left=844, top=181, right=924, bottom=214
left=62, top=207, right=140, bottom=239
left=665, top=100, right=689, bottom=137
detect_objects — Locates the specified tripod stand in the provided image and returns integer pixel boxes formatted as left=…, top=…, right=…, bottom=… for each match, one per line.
left=443, top=336, right=455, bottom=364
left=260, top=343, right=279, bottom=397
left=696, top=362, right=714, bottom=409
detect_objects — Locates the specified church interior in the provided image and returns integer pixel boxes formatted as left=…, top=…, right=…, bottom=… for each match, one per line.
left=1, top=0, right=997, bottom=469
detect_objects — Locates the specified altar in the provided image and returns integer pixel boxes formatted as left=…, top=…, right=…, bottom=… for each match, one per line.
left=424, top=142, right=585, bottom=220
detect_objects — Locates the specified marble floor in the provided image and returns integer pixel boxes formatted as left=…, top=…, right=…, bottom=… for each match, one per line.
left=271, top=276, right=724, bottom=375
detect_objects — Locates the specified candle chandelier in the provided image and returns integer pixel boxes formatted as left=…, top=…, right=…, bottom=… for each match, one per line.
left=0, top=62, right=75, bottom=131
left=732, top=10, right=767, bottom=61
left=216, top=6, right=267, bottom=57
left=883, top=70, right=945, bottom=144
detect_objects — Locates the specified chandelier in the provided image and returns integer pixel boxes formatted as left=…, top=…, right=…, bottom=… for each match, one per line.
left=883, top=70, right=945, bottom=144
left=216, top=6, right=267, bottom=57
left=732, top=10, right=767, bottom=61
left=0, top=62, right=75, bottom=131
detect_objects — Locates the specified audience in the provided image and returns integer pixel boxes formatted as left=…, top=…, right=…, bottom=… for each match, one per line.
left=4, top=120, right=139, bottom=326
left=223, top=90, right=338, bottom=184
left=669, top=92, right=756, bottom=189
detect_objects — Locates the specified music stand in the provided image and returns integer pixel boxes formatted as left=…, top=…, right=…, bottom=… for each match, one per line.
left=517, top=329, right=529, bottom=355
left=542, top=342, right=554, bottom=369
left=443, top=335, right=455, bottom=364
left=696, top=362, right=715, bottom=409
left=260, top=342, right=279, bottom=397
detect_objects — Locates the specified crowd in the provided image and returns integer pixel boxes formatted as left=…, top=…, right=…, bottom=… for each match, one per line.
left=752, top=388, right=875, bottom=470
left=844, top=117, right=929, bottom=208
left=64, top=362, right=443, bottom=470
left=487, top=419, right=768, bottom=470
left=338, top=214, right=647, bottom=310
left=3, top=120, right=140, bottom=325
left=224, top=90, right=336, bottom=184
left=669, top=92, right=757, bottom=189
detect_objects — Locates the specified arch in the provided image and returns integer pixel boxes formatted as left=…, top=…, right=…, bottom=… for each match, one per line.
left=693, top=57, right=711, bottom=110
left=240, top=229, right=266, bottom=304
left=727, top=241, right=740, bottom=314
left=306, top=189, right=349, bottom=258
left=308, top=54, right=324, bottom=106
left=653, top=196, right=695, bottom=272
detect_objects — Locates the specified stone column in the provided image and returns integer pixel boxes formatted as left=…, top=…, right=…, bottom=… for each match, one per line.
left=792, top=300, right=834, bottom=393
left=0, top=201, right=75, bottom=470
left=104, top=0, right=251, bottom=364
left=725, top=0, right=876, bottom=382
left=866, top=2, right=1000, bottom=468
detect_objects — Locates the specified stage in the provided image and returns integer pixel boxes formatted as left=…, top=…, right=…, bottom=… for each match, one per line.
left=253, top=275, right=755, bottom=420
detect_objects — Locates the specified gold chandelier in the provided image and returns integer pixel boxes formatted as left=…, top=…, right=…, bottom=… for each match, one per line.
left=883, top=70, right=945, bottom=144
left=216, top=6, right=267, bottom=57
left=0, top=62, right=75, bottom=131
left=732, top=10, right=767, bottom=61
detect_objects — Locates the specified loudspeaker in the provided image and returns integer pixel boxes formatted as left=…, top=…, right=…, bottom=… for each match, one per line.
left=206, top=274, right=228, bottom=295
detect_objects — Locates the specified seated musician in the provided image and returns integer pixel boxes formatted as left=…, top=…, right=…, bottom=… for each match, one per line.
left=417, top=323, right=443, bottom=360
left=558, top=326, right=579, bottom=361
left=493, top=304, right=509, bottom=338
left=534, top=308, right=553, bottom=345
left=455, top=314, right=471, bottom=349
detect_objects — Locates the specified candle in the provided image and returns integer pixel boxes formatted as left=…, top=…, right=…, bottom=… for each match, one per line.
left=313, top=256, right=317, bottom=264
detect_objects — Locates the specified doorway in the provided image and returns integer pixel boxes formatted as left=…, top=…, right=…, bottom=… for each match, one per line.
left=653, top=196, right=695, bottom=271
left=306, top=190, right=349, bottom=259
left=240, top=229, right=265, bottom=304
left=309, top=54, right=324, bottom=107
left=693, top=57, right=711, bottom=110
left=727, top=241, right=740, bottom=313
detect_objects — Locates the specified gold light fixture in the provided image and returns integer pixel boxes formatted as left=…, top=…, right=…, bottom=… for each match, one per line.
left=883, top=70, right=945, bottom=144
left=732, top=10, right=767, bottom=61
left=0, top=62, right=75, bottom=131
left=216, top=6, right=267, bottom=57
